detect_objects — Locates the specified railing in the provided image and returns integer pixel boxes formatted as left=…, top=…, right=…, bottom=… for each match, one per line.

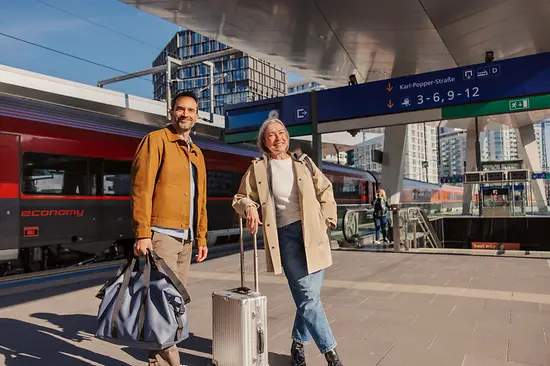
left=340, top=206, right=403, bottom=248
left=341, top=207, right=375, bottom=246
left=339, top=206, right=442, bottom=250
left=405, top=207, right=442, bottom=248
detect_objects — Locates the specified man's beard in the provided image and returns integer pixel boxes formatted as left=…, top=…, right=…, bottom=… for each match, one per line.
left=175, top=117, right=192, bottom=132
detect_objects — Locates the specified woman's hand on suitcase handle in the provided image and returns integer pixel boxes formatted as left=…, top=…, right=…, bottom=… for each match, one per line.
left=245, top=206, right=262, bottom=234
left=134, top=238, right=152, bottom=257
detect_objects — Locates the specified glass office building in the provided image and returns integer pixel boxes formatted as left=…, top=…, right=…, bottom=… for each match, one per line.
left=153, top=30, right=287, bottom=115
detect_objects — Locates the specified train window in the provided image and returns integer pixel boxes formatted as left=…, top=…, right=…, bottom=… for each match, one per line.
left=22, top=152, right=89, bottom=195
left=207, top=170, right=241, bottom=197
left=332, top=182, right=361, bottom=200
left=103, top=160, right=131, bottom=196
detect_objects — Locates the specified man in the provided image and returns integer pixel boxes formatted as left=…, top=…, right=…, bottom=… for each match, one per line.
left=131, top=90, right=208, bottom=366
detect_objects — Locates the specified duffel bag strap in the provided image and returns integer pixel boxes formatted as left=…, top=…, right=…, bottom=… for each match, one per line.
left=150, top=251, right=191, bottom=304
left=110, top=256, right=137, bottom=337
left=95, top=252, right=134, bottom=299
left=137, top=253, right=153, bottom=341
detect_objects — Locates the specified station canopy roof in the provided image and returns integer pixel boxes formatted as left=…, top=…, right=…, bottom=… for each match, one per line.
left=120, top=0, right=550, bottom=87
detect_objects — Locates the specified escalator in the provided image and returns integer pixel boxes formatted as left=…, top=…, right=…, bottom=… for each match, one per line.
left=340, top=206, right=442, bottom=250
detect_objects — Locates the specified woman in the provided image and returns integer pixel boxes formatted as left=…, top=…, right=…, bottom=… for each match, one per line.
left=372, top=188, right=390, bottom=243
left=232, top=118, right=344, bottom=366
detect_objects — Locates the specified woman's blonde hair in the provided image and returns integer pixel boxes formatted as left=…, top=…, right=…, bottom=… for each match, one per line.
left=378, top=188, right=387, bottom=200
left=256, top=117, right=289, bottom=156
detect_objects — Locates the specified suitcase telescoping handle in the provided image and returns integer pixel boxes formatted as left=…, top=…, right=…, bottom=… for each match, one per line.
left=239, top=215, right=259, bottom=293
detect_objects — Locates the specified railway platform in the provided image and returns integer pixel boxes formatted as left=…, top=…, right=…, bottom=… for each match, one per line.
left=1, top=250, right=550, bottom=366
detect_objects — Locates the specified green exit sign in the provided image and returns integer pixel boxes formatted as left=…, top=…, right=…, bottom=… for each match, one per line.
left=442, top=94, right=550, bottom=120
left=509, top=99, right=530, bottom=111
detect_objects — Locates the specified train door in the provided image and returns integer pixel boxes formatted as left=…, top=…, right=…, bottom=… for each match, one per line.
left=0, top=133, right=20, bottom=265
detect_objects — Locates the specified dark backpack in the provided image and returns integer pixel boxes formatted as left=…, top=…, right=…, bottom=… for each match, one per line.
left=374, top=198, right=387, bottom=217
left=293, top=152, right=315, bottom=177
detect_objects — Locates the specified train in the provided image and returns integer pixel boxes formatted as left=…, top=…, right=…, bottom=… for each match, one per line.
left=0, top=94, right=463, bottom=274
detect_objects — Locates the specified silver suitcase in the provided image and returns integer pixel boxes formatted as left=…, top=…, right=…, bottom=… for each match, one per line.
left=211, top=218, right=269, bottom=366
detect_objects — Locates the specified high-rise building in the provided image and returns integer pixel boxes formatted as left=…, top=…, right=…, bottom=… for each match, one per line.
left=439, top=129, right=467, bottom=179
left=481, top=126, right=520, bottom=161
left=353, top=123, right=439, bottom=183
left=153, top=30, right=287, bottom=114
left=437, top=123, right=548, bottom=181
left=354, top=134, right=384, bottom=172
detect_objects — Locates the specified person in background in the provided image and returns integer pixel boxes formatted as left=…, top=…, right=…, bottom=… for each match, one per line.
left=131, top=90, right=209, bottom=366
left=232, top=117, right=344, bottom=366
left=372, top=188, right=390, bottom=243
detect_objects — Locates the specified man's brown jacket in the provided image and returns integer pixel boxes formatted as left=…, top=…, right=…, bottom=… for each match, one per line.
left=131, top=124, right=208, bottom=247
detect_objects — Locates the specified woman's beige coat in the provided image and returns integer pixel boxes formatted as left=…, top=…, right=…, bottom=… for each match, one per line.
left=232, top=153, right=337, bottom=275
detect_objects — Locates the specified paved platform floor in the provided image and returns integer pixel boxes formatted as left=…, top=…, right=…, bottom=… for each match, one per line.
left=1, top=250, right=550, bottom=365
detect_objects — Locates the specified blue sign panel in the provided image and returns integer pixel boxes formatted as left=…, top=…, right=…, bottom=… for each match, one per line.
left=532, top=172, right=550, bottom=180
left=224, top=52, right=550, bottom=134
left=440, top=175, right=464, bottom=184
left=315, top=52, right=550, bottom=122
left=225, top=92, right=311, bottom=133
left=224, top=99, right=282, bottom=134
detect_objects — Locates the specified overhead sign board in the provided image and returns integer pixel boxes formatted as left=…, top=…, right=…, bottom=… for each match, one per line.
left=464, top=172, right=483, bottom=184
left=507, top=169, right=529, bottom=181
left=224, top=92, right=311, bottom=137
left=532, top=172, right=550, bottom=180
left=317, top=52, right=550, bottom=122
left=224, top=52, right=550, bottom=142
left=442, top=94, right=550, bottom=119
left=440, top=175, right=463, bottom=184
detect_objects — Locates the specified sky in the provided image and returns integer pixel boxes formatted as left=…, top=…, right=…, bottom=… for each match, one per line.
left=0, top=0, right=304, bottom=99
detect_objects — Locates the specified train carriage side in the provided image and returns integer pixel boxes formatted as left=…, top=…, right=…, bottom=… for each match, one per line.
left=0, top=132, right=20, bottom=273
left=1, top=114, right=140, bottom=271
left=321, top=163, right=377, bottom=230
left=199, top=140, right=259, bottom=245
left=400, top=178, right=464, bottom=214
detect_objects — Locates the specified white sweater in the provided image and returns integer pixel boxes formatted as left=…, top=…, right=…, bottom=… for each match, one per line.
left=270, top=158, right=302, bottom=227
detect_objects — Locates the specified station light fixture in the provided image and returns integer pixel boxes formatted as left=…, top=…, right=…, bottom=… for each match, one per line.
left=347, top=129, right=360, bottom=137
left=348, top=74, right=358, bottom=85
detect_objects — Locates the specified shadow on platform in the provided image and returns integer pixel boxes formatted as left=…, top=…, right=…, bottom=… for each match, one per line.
left=0, top=277, right=108, bottom=309
left=0, top=312, right=293, bottom=365
left=0, top=312, right=126, bottom=365
left=121, top=332, right=214, bottom=365
left=122, top=332, right=293, bottom=365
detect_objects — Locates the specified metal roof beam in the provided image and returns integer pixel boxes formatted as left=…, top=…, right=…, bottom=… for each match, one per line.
left=96, top=48, right=240, bottom=87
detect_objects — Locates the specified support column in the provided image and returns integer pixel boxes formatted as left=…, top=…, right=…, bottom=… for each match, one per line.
left=462, top=119, right=479, bottom=215
left=380, top=53, right=417, bottom=207
left=310, top=90, right=322, bottom=167
left=381, top=125, right=408, bottom=205
left=381, top=125, right=407, bottom=252
left=380, top=53, right=417, bottom=251
left=514, top=115, right=548, bottom=214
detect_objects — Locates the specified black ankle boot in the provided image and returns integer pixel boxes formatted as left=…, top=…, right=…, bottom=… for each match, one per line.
left=324, top=348, right=343, bottom=366
left=291, top=341, right=306, bottom=366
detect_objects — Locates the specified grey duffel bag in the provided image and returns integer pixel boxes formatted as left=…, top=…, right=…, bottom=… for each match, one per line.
left=95, top=251, right=190, bottom=350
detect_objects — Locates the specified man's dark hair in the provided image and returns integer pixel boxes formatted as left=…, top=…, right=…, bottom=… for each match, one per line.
left=171, top=90, right=198, bottom=110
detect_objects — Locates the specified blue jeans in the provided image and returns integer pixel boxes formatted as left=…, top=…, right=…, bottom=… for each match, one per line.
left=277, top=221, right=336, bottom=354
left=375, top=215, right=388, bottom=241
